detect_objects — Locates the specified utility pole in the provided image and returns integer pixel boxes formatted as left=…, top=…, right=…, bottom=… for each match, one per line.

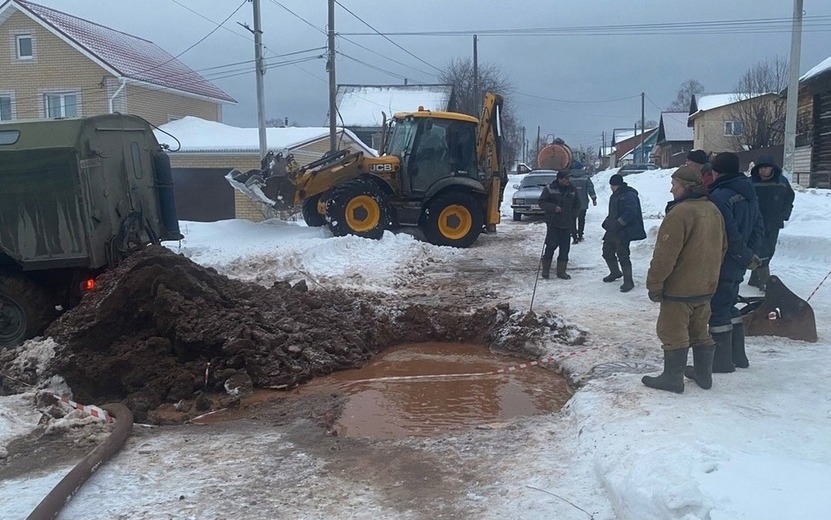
left=520, top=125, right=526, bottom=163
left=252, top=0, right=267, bottom=159
left=783, top=0, right=804, bottom=173
left=640, top=92, right=645, bottom=164
left=473, top=35, right=479, bottom=106
left=536, top=126, right=541, bottom=167
left=327, top=0, right=337, bottom=153
left=602, top=131, right=606, bottom=169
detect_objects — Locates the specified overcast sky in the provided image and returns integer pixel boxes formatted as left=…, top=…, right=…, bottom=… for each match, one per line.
left=31, top=0, right=831, bottom=155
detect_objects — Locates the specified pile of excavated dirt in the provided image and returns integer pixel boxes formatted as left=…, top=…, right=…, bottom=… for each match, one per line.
left=2, top=246, right=584, bottom=423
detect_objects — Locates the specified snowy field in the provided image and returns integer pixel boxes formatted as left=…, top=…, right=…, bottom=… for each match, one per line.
left=2, top=167, right=830, bottom=519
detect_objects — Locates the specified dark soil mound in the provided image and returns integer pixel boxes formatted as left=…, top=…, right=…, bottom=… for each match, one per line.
left=37, top=247, right=505, bottom=422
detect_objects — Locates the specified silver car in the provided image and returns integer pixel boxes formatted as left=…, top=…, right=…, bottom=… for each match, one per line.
left=510, top=170, right=557, bottom=221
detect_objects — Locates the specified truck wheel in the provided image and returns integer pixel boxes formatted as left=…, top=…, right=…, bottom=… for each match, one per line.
left=302, top=195, right=326, bottom=227
left=513, top=210, right=522, bottom=222
left=326, top=178, right=389, bottom=240
left=0, top=277, right=56, bottom=348
left=422, top=192, right=484, bottom=248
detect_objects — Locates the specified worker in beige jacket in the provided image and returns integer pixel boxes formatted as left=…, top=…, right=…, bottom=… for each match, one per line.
left=643, top=166, right=727, bottom=393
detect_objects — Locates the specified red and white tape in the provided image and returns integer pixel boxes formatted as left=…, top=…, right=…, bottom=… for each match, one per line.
left=50, top=393, right=113, bottom=423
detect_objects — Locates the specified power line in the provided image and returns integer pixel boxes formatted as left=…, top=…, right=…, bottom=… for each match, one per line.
left=339, top=15, right=831, bottom=37
left=333, top=0, right=443, bottom=74
left=516, top=91, right=642, bottom=104
left=337, top=51, right=409, bottom=81
left=336, top=35, right=436, bottom=82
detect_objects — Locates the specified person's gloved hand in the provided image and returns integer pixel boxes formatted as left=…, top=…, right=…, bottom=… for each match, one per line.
left=746, top=255, right=762, bottom=271
left=648, top=290, right=663, bottom=302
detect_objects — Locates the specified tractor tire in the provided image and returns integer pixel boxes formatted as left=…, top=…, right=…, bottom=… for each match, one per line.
left=0, top=276, right=56, bottom=348
left=513, top=210, right=522, bottom=222
left=421, top=192, right=484, bottom=248
left=326, top=178, right=390, bottom=240
left=301, top=194, right=326, bottom=227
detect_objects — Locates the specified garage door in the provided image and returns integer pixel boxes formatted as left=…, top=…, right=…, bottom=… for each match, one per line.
left=172, top=168, right=235, bottom=222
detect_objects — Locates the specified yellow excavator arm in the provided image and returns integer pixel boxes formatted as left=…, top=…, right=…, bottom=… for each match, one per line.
left=476, top=92, right=505, bottom=229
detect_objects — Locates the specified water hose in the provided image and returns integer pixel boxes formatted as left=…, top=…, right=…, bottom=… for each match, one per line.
left=26, top=403, right=133, bottom=520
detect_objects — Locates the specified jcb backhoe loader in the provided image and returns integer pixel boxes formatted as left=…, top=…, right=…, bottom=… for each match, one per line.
left=227, top=93, right=506, bottom=248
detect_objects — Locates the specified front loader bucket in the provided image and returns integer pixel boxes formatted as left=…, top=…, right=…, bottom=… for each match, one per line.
left=739, top=275, right=817, bottom=343
left=225, top=157, right=298, bottom=212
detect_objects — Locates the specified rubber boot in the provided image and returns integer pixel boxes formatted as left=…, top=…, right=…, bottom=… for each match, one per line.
left=732, top=322, right=749, bottom=369
left=748, top=269, right=760, bottom=288
left=711, top=330, right=735, bottom=373
left=619, top=260, right=634, bottom=293
left=556, top=260, right=571, bottom=280
left=642, top=347, right=689, bottom=393
left=572, top=236, right=579, bottom=245
left=541, top=258, right=551, bottom=279
left=602, top=258, right=622, bottom=283
left=757, top=265, right=770, bottom=292
left=684, top=344, right=715, bottom=389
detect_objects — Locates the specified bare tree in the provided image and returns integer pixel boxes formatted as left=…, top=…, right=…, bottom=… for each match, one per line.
left=730, top=56, right=788, bottom=150
left=439, top=57, right=520, bottom=165
left=667, top=79, right=705, bottom=111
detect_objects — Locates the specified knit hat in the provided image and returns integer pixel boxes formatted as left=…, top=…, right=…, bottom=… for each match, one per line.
left=711, top=152, right=740, bottom=175
left=755, top=154, right=778, bottom=168
left=686, top=149, right=708, bottom=164
left=557, top=170, right=570, bottom=179
left=671, top=166, right=703, bottom=189
left=609, top=174, right=625, bottom=186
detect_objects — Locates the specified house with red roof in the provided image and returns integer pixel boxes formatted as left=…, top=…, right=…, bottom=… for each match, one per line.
left=0, top=0, right=235, bottom=126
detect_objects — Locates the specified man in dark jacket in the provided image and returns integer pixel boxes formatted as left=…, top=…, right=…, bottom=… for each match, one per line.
left=643, top=166, right=727, bottom=393
left=686, top=149, right=713, bottom=191
left=538, top=170, right=580, bottom=279
left=602, top=174, right=647, bottom=292
left=749, top=155, right=794, bottom=290
left=707, top=152, right=765, bottom=373
left=568, top=160, right=597, bottom=244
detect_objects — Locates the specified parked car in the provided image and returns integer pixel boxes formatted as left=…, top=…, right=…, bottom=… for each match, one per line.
left=618, top=163, right=658, bottom=176
left=510, top=170, right=557, bottom=221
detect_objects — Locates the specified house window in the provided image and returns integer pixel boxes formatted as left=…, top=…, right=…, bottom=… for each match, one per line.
left=0, top=96, right=12, bottom=120
left=724, top=121, right=743, bottom=136
left=44, top=93, right=79, bottom=118
left=16, top=34, right=33, bottom=60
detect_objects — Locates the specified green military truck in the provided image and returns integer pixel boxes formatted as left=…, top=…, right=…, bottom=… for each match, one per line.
left=0, top=114, right=181, bottom=347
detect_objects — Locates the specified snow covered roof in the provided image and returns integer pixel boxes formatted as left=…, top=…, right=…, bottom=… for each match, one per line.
left=336, top=84, right=454, bottom=127
left=0, top=0, right=235, bottom=103
left=801, top=55, right=831, bottom=83
left=154, top=117, right=375, bottom=155
left=689, top=93, right=772, bottom=120
left=612, top=127, right=656, bottom=145
left=657, top=111, right=693, bottom=143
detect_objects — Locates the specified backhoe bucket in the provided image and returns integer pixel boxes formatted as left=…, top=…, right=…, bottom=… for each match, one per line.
left=739, top=275, right=817, bottom=343
left=225, top=154, right=298, bottom=212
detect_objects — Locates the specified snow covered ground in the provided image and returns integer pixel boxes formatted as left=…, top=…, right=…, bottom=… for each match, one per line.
left=2, top=168, right=830, bottom=519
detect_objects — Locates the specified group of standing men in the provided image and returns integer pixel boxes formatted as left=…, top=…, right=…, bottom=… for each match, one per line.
left=644, top=150, right=794, bottom=394
left=535, top=149, right=794, bottom=394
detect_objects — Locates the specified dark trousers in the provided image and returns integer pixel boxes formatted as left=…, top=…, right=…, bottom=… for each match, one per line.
left=759, top=227, right=780, bottom=264
left=573, top=209, right=588, bottom=238
left=602, top=235, right=631, bottom=264
left=709, top=278, right=742, bottom=332
left=543, top=226, right=572, bottom=263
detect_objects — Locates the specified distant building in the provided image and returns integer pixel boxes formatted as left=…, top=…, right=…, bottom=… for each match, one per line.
left=687, top=93, right=778, bottom=154
left=0, top=0, right=234, bottom=125
left=611, top=127, right=657, bottom=166
left=789, top=55, right=831, bottom=188
left=653, top=111, right=694, bottom=168
left=155, top=117, right=375, bottom=222
left=335, top=84, right=455, bottom=149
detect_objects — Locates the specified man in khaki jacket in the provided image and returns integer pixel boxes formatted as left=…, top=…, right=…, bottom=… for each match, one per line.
left=642, top=166, right=727, bottom=393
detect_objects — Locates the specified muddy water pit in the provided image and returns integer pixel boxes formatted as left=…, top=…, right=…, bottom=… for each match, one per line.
left=203, top=342, right=571, bottom=439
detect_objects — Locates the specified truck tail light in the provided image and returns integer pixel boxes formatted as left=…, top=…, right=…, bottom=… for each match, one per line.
left=81, top=278, right=96, bottom=291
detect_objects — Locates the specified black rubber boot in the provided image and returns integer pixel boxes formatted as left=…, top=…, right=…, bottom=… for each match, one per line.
left=619, top=260, right=634, bottom=293
left=748, top=269, right=760, bottom=288
left=556, top=260, right=571, bottom=280
left=711, top=330, right=736, bottom=373
left=732, top=322, right=749, bottom=368
left=757, top=265, right=770, bottom=292
left=642, top=348, right=689, bottom=393
left=541, top=258, right=551, bottom=279
left=602, top=258, right=622, bottom=282
left=572, top=236, right=579, bottom=245
left=684, top=344, right=715, bottom=389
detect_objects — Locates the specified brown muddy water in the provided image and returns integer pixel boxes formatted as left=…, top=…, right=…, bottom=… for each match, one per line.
left=291, top=342, right=571, bottom=439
